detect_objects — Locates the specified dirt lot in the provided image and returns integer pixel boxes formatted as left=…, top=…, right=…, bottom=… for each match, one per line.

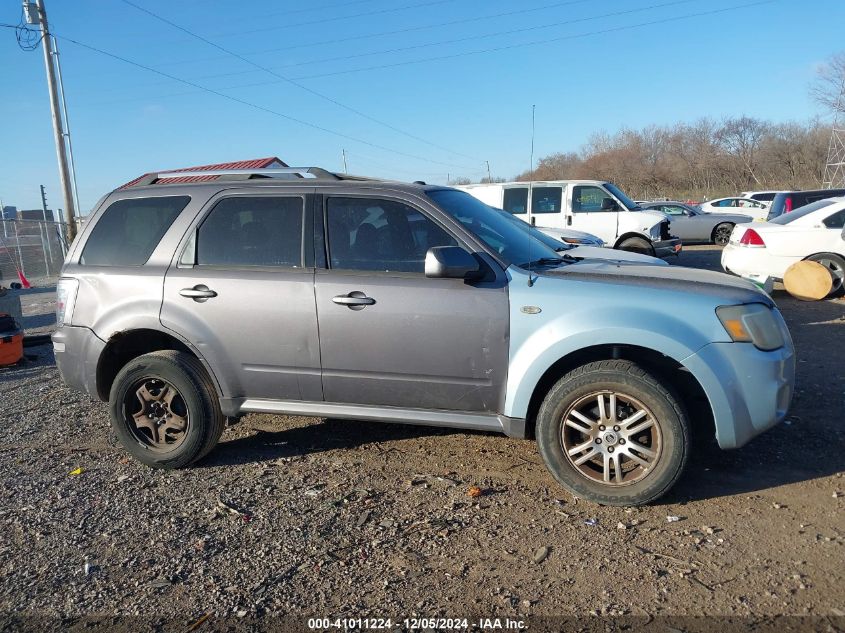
left=1, top=246, right=843, bottom=630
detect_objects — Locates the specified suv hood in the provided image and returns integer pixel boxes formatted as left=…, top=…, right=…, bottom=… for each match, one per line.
left=566, top=245, right=668, bottom=265
left=541, top=260, right=772, bottom=305
left=636, top=209, right=669, bottom=224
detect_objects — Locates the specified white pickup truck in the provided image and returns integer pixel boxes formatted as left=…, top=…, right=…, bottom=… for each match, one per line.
left=455, top=180, right=682, bottom=258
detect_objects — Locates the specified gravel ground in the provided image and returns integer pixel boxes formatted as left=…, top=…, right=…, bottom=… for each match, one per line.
left=1, top=246, right=843, bottom=631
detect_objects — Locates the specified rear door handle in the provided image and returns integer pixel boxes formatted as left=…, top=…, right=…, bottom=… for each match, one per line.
left=332, top=292, right=375, bottom=308
left=180, top=285, right=217, bottom=302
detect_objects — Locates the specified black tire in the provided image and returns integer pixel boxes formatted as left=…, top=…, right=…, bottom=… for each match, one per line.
left=711, top=222, right=734, bottom=246
left=109, top=350, right=225, bottom=469
left=536, top=360, right=690, bottom=506
left=806, top=253, right=845, bottom=297
left=617, top=237, right=655, bottom=256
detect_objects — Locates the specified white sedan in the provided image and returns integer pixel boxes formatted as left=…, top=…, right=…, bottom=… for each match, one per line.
left=721, top=197, right=845, bottom=296
left=699, top=197, right=769, bottom=221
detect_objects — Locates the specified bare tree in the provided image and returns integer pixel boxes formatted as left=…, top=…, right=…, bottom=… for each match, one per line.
left=811, top=52, right=845, bottom=115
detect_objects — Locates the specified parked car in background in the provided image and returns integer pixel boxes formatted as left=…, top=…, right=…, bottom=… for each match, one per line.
left=492, top=207, right=667, bottom=266
left=722, top=197, right=845, bottom=296
left=455, top=181, right=681, bottom=257
left=699, top=197, right=769, bottom=221
left=740, top=190, right=788, bottom=205
left=640, top=202, right=752, bottom=246
left=53, top=166, right=793, bottom=506
left=766, top=188, right=845, bottom=221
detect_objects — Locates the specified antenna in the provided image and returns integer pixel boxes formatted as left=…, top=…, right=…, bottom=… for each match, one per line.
left=527, top=104, right=536, bottom=287
left=342, top=148, right=348, bottom=174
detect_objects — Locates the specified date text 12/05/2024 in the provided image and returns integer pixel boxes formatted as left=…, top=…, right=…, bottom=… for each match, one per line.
left=307, top=617, right=527, bottom=630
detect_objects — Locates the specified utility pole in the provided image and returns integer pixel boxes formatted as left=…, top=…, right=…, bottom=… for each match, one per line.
left=342, top=148, right=348, bottom=173
left=485, top=160, right=492, bottom=182
left=26, top=0, right=77, bottom=241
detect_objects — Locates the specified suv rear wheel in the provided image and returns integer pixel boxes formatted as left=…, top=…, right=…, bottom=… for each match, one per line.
left=109, top=350, right=225, bottom=469
left=536, top=360, right=689, bottom=506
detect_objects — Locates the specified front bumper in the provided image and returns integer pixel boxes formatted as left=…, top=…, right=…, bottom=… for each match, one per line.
left=51, top=325, right=106, bottom=400
left=683, top=339, right=795, bottom=449
left=653, top=237, right=682, bottom=259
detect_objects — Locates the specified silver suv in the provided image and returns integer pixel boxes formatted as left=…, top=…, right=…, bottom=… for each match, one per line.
left=53, top=167, right=796, bottom=505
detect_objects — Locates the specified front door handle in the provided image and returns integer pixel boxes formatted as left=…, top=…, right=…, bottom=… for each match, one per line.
left=180, top=285, right=217, bottom=302
left=567, top=215, right=573, bottom=226
left=332, top=291, right=375, bottom=309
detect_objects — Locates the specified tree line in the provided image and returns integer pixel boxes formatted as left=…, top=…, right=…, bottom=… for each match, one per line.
left=452, top=116, right=830, bottom=201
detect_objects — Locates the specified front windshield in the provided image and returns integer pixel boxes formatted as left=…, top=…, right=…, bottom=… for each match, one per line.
left=426, top=189, right=562, bottom=267
left=492, top=207, right=575, bottom=252
left=604, top=183, right=640, bottom=210
left=770, top=199, right=837, bottom=225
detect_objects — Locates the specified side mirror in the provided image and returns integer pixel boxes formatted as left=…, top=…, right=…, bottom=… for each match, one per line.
left=601, top=198, right=619, bottom=211
left=425, top=246, right=481, bottom=280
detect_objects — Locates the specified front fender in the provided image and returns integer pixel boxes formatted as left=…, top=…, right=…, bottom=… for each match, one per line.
left=503, top=268, right=731, bottom=418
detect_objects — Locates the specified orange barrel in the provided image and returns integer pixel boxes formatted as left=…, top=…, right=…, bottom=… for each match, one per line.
left=0, top=314, right=23, bottom=366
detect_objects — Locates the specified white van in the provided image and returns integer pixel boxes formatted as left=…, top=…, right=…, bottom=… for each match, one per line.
left=456, top=180, right=681, bottom=257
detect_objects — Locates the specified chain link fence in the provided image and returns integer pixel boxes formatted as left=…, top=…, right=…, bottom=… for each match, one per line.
left=0, top=220, right=68, bottom=287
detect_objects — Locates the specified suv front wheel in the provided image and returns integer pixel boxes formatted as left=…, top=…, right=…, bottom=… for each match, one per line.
left=109, top=350, right=226, bottom=469
left=536, top=360, right=689, bottom=506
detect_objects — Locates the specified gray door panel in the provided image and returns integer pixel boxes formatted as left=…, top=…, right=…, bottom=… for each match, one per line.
left=161, top=267, right=322, bottom=400
left=315, top=271, right=509, bottom=412
left=160, top=191, right=322, bottom=401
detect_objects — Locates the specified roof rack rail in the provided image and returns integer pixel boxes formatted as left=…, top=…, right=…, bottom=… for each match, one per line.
left=131, top=167, right=342, bottom=187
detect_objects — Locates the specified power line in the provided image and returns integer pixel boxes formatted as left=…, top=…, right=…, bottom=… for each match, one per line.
left=52, top=32, right=481, bottom=172
left=161, top=0, right=593, bottom=68
left=288, top=0, right=780, bottom=82
left=132, top=0, right=776, bottom=94
left=211, top=0, right=459, bottom=38
left=120, top=0, right=481, bottom=163
left=194, top=0, right=696, bottom=82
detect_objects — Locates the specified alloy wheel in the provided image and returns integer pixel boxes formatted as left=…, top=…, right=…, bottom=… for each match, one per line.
left=815, top=257, right=844, bottom=294
left=125, top=377, right=190, bottom=452
left=560, top=391, right=662, bottom=486
left=714, top=224, right=732, bottom=246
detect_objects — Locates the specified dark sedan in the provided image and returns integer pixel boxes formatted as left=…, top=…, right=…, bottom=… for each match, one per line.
left=640, top=202, right=753, bottom=246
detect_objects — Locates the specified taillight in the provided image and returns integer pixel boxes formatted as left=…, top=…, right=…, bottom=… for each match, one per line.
left=56, top=278, right=79, bottom=327
left=784, top=196, right=793, bottom=213
left=739, top=229, right=765, bottom=247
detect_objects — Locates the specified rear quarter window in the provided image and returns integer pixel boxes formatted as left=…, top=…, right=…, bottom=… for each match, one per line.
left=80, top=196, right=190, bottom=266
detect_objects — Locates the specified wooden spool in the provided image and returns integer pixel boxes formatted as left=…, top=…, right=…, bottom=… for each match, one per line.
left=783, top=260, right=833, bottom=301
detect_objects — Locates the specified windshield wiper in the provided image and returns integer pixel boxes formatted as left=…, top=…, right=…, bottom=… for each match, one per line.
left=518, top=256, right=572, bottom=269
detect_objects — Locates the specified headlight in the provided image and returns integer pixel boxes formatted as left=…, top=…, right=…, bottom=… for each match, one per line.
left=716, top=303, right=784, bottom=351
left=562, top=237, right=603, bottom=246
left=649, top=224, right=661, bottom=240
left=56, top=278, right=79, bottom=328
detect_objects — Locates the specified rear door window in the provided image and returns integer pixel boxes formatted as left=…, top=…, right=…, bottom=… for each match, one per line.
left=196, top=196, right=304, bottom=267
left=80, top=196, right=189, bottom=266
left=503, top=188, right=528, bottom=214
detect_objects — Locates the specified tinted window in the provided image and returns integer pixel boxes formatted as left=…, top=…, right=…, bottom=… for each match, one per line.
left=823, top=208, right=845, bottom=229
left=573, top=186, right=613, bottom=213
left=750, top=193, right=776, bottom=202
left=503, top=188, right=528, bottom=214
left=80, top=196, right=189, bottom=267
left=326, top=197, right=457, bottom=273
left=770, top=199, right=836, bottom=225
left=531, top=186, right=562, bottom=214
left=196, top=197, right=303, bottom=267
